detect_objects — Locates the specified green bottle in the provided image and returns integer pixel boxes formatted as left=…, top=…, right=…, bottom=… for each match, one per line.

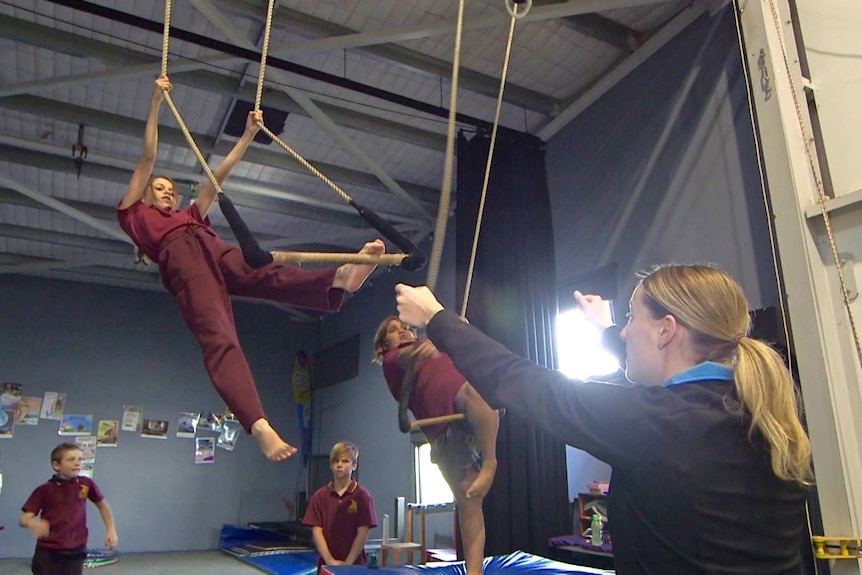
left=590, top=513, right=602, bottom=546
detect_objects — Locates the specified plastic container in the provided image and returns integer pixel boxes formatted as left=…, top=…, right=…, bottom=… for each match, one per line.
left=590, top=513, right=603, bottom=546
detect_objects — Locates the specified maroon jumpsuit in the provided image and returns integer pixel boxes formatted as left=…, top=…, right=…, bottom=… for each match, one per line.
left=118, top=200, right=344, bottom=432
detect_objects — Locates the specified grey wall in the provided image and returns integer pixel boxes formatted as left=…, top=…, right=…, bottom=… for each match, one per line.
left=547, top=9, right=777, bottom=502
left=0, top=276, right=318, bottom=557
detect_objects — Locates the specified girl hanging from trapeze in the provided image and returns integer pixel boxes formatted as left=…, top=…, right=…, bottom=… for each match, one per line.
left=117, top=74, right=384, bottom=461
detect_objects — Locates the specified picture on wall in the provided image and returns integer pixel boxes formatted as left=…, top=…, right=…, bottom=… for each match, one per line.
left=0, top=410, right=13, bottom=438
left=121, top=405, right=142, bottom=432
left=141, top=419, right=169, bottom=439
left=195, top=437, right=215, bottom=464
left=40, top=392, right=66, bottom=420
left=76, top=436, right=97, bottom=477
left=16, top=396, right=42, bottom=425
left=97, top=420, right=119, bottom=447
left=217, top=419, right=242, bottom=451
left=176, top=412, right=199, bottom=438
left=1, top=383, right=22, bottom=412
left=202, top=412, right=224, bottom=432
left=58, top=414, right=93, bottom=436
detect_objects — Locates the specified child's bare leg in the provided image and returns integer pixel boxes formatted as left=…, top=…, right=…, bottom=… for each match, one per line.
left=456, top=383, right=499, bottom=499
left=454, top=468, right=487, bottom=575
left=331, top=239, right=385, bottom=293
left=251, top=418, right=298, bottom=461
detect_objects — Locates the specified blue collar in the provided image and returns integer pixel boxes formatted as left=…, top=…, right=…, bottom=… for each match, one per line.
left=664, top=361, right=733, bottom=387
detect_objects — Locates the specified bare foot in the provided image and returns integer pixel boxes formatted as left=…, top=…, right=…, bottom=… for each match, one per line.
left=332, top=239, right=385, bottom=293
left=251, top=419, right=298, bottom=461
left=466, top=462, right=497, bottom=499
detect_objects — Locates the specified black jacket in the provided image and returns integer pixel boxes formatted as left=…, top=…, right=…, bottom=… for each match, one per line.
left=427, top=310, right=808, bottom=575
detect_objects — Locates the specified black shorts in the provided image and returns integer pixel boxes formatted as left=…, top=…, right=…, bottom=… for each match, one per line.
left=430, top=419, right=482, bottom=485
left=31, top=545, right=87, bottom=575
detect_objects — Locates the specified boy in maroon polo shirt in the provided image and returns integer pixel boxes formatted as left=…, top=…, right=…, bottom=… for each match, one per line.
left=118, top=75, right=383, bottom=462
left=373, top=316, right=498, bottom=575
left=20, top=443, right=118, bottom=575
left=303, top=441, right=377, bottom=570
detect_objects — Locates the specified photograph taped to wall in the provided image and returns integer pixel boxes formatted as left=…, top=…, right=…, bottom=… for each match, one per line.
left=196, top=437, right=215, bottom=463
left=121, top=405, right=142, bottom=432
left=58, top=414, right=93, bottom=436
left=40, top=391, right=65, bottom=420
left=0, top=382, right=22, bottom=411
left=97, top=420, right=119, bottom=447
left=0, top=410, right=13, bottom=438
left=16, top=396, right=41, bottom=425
left=141, top=418, right=169, bottom=439
left=177, top=412, right=199, bottom=438
left=75, top=436, right=96, bottom=461
left=217, top=419, right=241, bottom=451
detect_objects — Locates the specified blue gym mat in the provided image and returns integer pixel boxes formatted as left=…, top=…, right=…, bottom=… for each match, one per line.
left=323, top=550, right=614, bottom=574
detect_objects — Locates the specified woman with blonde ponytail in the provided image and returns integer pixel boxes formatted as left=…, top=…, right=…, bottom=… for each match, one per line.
left=394, top=264, right=813, bottom=575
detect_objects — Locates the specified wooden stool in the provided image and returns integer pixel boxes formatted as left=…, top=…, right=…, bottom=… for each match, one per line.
left=381, top=503, right=426, bottom=566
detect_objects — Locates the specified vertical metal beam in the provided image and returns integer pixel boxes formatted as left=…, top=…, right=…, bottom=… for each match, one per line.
left=738, top=1, right=862, bottom=569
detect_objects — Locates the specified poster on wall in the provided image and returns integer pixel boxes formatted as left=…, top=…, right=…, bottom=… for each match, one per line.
left=16, top=396, right=42, bottom=425
left=177, top=411, right=201, bottom=437
left=176, top=412, right=199, bottom=438
left=0, top=410, right=14, bottom=438
left=75, top=436, right=96, bottom=478
left=195, top=437, right=215, bottom=464
left=217, top=419, right=241, bottom=451
left=1, top=383, right=22, bottom=412
left=292, top=351, right=312, bottom=469
left=202, top=412, right=223, bottom=432
left=58, top=414, right=93, bottom=436
left=140, top=419, right=169, bottom=439
left=40, top=392, right=66, bottom=420
left=96, top=420, right=119, bottom=447
left=121, top=405, right=142, bottom=432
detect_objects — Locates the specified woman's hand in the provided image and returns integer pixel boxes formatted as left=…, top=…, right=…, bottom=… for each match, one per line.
left=574, top=291, right=613, bottom=329
left=395, top=284, right=445, bottom=329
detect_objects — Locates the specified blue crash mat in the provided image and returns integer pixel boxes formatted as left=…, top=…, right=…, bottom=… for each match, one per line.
left=323, top=550, right=614, bottom=574
left=220, top=524, right=318, bottom=575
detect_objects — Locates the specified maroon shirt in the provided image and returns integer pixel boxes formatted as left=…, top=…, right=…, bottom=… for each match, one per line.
left=303, top=479, right=377, bottom=566
left=382, top=340, right=466, bottom=440
left=22, top=475, right=104, bottom=550
left=117, top=200, right=216, bottom=262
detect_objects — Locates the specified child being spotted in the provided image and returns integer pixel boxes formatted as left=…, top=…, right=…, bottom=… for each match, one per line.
left=373, top=316, right=498, bottom=575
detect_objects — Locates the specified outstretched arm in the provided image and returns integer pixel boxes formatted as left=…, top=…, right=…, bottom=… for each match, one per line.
left=119, top=75, right=171, bottom=210
left=95, top=499, right=118, bottom=550
left=194, top=110, right=262, bottom=219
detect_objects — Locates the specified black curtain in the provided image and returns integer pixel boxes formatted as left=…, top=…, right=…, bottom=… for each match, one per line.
left=455, top=129, right=570, bottom=554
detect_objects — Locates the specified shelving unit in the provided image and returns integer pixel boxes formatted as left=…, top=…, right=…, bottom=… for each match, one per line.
left=577, top=492, right=609, bottom=543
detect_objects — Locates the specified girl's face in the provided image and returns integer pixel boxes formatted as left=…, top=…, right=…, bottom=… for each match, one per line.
left=146, top=177, right=177, bottom=210
left=384, top=319, right=416, bottom=352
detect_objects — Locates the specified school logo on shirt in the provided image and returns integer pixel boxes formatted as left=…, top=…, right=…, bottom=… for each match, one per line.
left=79, top=484, right=89, bottom=499
left=348, top=500, right=358, bottom=514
